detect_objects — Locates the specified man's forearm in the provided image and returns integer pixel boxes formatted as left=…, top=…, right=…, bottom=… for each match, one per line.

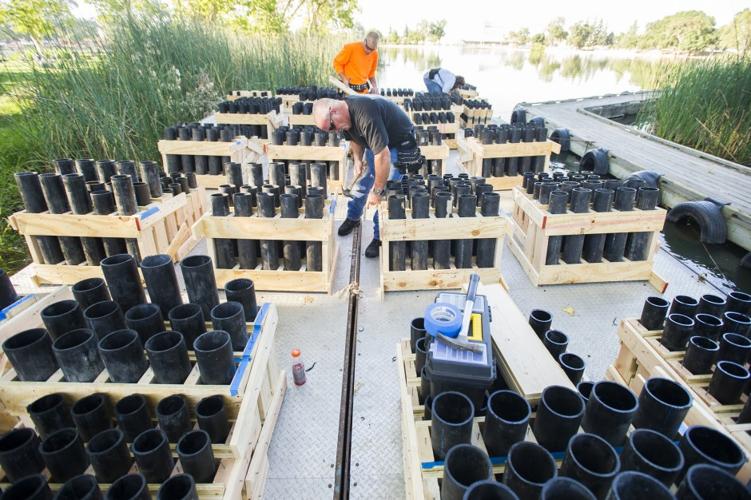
left=350, top=141, right=364, bottom=164
left=373, top=147, right=390, bottom=190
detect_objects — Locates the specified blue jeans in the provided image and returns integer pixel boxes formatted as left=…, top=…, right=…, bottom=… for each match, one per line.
left=424, top=76, right=443, bottom=94
left=346, top=147, right=401, bottom=239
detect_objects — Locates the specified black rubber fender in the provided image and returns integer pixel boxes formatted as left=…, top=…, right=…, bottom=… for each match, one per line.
left=529, top=116, right=545, bottom=128
left=580, top=148, right=610, bottom=175
left=550, top=128, right=571, bottom=153
left=510, top=107, right=526, bottom=124
left=624, top=170, right=662, bottom=190
left=666, top=198, right=727, bottom=245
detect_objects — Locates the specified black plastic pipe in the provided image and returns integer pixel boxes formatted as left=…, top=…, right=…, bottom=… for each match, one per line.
left=73, top=278, right=110, bottom=310
left=98, top=329, right=148, bottom=382
left=0, top=427, right=45, bottom=481
left=727, top=291, right=751, bottom=315
left=633, top=376, right=693, bottom=441
left=388, top=195, right=407, bottom=271
left=145, top=331, right=192, bottom=384
left=140, top=254, right=182, bottom=317
left=225, top=278, right=258, bottom=322
left=125, top=303, right=164, bottom=343
left=503, top=441, right=557, bottom=500
left=176, top=430, right=216, bottom=483
left=41, top=299, right=87, bottom=340
left=640, top=296, right=670, bottom=330
left=210, top=302, right=248, bottom=350
left=440, top=444, right=493, bottom=500
left=540, top=477, right=595, bottom=500
left=106, top=474, right=149, bottom=500
left=660, top=313, right=695, bottom=351
left=603, top=187, right=636, bottom=262
left=27, top=393, right=74, bottom=439
left=40, top=173, right=85, bottom=265
left=92, top=192, right=127, bottom=257
left=196, top=395, right=230, bottom=443
left=158, top=474, right=197, bottom=500
left=410, top=193, right=430, bottom=270
left=3, top=474, right=53, bottom=500
left=670, top=295, right=699, bottom=317
left=717, top=332, right=751, bottom=365
left=581, top=381, right=639, bottom=447
left=114, top=394, right=153, bottom=443
left=39, top=428, right=89, bottom=482
left=71, top=394, right=112, bottom=442
left=64, top=173, right=106, bottom=266
left=52, top=328, right=104, bottom=382
left=180, top=255, right=220, bottom=318
left=528, top=309, right=552, bottom=338
left=280, top=193, right=302, bottom=270
left=697, top=294, right=726, bottom=317
left=682, top=336, right=719, bottom=375
left=677, top=425, right=745, bottom=482
left=693, top=313, right=723, bottom=340
left=625, top=187, right=659, bottom=260
left=132, top=429, right=174, bottom=483
left=676, top=463, right=749, bottom=500
left=609, top=471, right=673, bottom=500
left=101, top=254, right=146, bottom=313
left=543, top=330, right=568, bottom=358
left=257, top=192, right=280, bottom=271
left=211, top=194, right=237, bottom=270
left=15, top=172, right=64, bottom=264
left=430, top=391, right=474, bottom=459
left=482, top=390, right=530, bottom=457
left=621, top=428, right=684, bottom=487
left=85, top=300, right=126, bottom=341
left=168, top=303, right=205, bottom=350
left=545, top=191, right=568, bottom=264
left=57, top=474, right=102, bottom=500
left=233, top=192, right=259, bottom=270
left=708, top=360, right=749, bottom=404
left=156, top=395, right=192, bottom=443
left=559, top=432, right=620, bottom=499
left=532, top=385, right=584, bottom=452
left=559, top=352, right=586, bottom=385
left=724, top=311, right=751, bottom=336
left=194, top=331, right=235, bottom=384
left=477, top=192, right=500, bottom=268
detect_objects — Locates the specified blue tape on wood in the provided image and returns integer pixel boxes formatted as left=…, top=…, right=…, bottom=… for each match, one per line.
left=241, top=303, right=269, bottom=360
left=139, top=207, right=160, bottom=220
left=0, top=294, right=34, bottom=321
left=230, top=358, right=249, bottom=397
left=329, top=198, right=336, bottom=215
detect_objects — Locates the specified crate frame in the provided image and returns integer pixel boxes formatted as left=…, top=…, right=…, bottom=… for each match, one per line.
left=463, top=138, right=560, bottom=191
left=9, top=192, right=200, bottom=286
left=265, top=143, right=350, bottom=193
left=214, top=111, right=280, bottom=141
left=157, top=137, right=253, bottom=190
left=378, top=206, right=507, bottom=297
left=192, top=198, right=338, bottom=293
left=609, top=317, right=751, bottom=482
left=508, top=186, right=668, bottom=291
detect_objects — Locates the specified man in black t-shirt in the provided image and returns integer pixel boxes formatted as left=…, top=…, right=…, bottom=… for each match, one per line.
left=312, top=96, right=416, bottom=258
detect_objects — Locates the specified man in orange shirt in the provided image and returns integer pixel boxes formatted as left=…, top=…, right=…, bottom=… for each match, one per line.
left=333, top=31, right=380, bottom=94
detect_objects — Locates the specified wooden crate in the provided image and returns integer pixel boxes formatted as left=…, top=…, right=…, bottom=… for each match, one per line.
left=463, top=138, right=561, bottom=191
left=192, top=198, right=338, bottom=293
left=214, top=111, right=280, bottom=140
left=508, top=186, right=668, bottom=290
left=457, top=88, right=479, bottom=99
left=378, top=206, right=507, bottom=296
left=609, top=318, right=751, bottom=482
left=406, top=105, right=463, bottom=135
left=8, top=193, right=198, bottom=286
left=0, top=302, right=284, bottom=499
left=287, top=114, right=315, bottom=127
left=399, top=282, right=575, bottom=499
left=460, top=104, right=492, bottom=128
left=265, top=143, right=349, bottom=193
left=226, top=90, right=273, bottom=101
left=157, top=138, right=252, bottom=190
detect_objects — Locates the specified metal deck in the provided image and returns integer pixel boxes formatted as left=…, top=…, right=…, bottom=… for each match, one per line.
left=518, top=92, right=751, bottom=252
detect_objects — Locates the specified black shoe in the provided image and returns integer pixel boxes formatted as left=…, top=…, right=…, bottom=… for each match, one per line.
left=338, top=218, right=360, bottom=236
left=365, top=239, right=381, bottom=258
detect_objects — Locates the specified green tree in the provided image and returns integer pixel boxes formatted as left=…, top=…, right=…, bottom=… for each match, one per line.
left=531, top=32, right=546, bottom=45
left=505, top=27, right=529, bottom=46
left=719, top=8, right=751, bottom=55
left=568, top=19, right=611, bottom=48
left=615, top=21, right=639, bottom=48
left=546, top=17, right=567, bottom=43
left=428, top=19, right=446, bottom=42
left=0, top=0, right=74, bottom=53
left=641, top=10, right=717, bottom=53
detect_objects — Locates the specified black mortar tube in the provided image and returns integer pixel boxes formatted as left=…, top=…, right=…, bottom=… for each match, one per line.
left=73, top=277, right=110, bottom=310
left=145, top=331, right=192, bottom=384
left=562, top=188, right=592, bottom=264
left=176, top=430, right=216, bottom=483
left=41, top=299, right=87, bottom=339
left=195, top=395, right=230, bottom=443
left=388, top=195, right=407, bottom=271
left=210, top=193, right=237, bottom=270
left=234, top=192, right=259, bottom=270
left=15, top=172, right=64, bottom=264
left=110, top=175, right=140, bottom=259
left=717, top=332, right=751, bottom=365
left=194, top=330, right=235, bottom=384
left=224, top=278, right=258, bottom=321
left=52, top=328, right=104, bottom=382
left=125, top=303, right=164, bottom=343
left=503, top=441, right=557, bottom=500
left=210, top=301, right=248, bottom=350
left=92, top=191, right=127, bottom=256
left=180, top=255, right=220, bottom=319
left=640, top=296, right=670, bottom=330
left=670, top=295, right=699, bottom=317
left=140, top=254, right=183, bottom=317
left=116, top=160, right=139, bottom=181
left=227, top=162, right=243, bottom=188
left=139, top=161, right=163, bottom=198
left=708, top=360, right=749, bottom=404
left=559, top=432, right=620, bottom=499
left=620, top=429, right=684, bottom=487
left=40, top=173, right=85, bottom=265
left=540, top=478, right=596, bottom=500
left=411, top=193, right=430, bottom=270
left=132, top=429, right=173, bottom=483
left=683, top=336, right=719, bottom=375
left=178, top=127, right=195, bottom=173
left=85, top=300, right=126, bottom=341
left=255, top=192, right=279, bottom=270
left=432, top=191, right=452, bottom=269
left=133, top=182, right=151, bottom=206
left=107, top=474, right=149, bottom=500
left=54, top=159, right=76, bottom=175
left=114, top=394, right=153, bottom=442
left=101, top=254, right=146, bottom=313
left=528, top=309, right=552, bottom=338
left=677, top=426, right=745, bottom=482
left=482, top=390, right=531, bottom=457
left=71, top=393, right=112, bottom=442
left=168, top=303, right=206, bottom=350
left=603, top=187, right=636, bottom=262
left=476, top=192, right=500, bottom=268
left=58, top=473, right=102, bottom=500
left=430, top=391, right=474, bottom=459
left=280, top=193, right=302, bottom=270
left=545, top=191, right=568, bottom=265
left=727, top=291, right=751, bottom=315
left=39, top=428, right=89, bottom=483
left=156, top=395, right=192, bottom=443
left=660, top=313, right=695, bottom=351
left=455, top=194, right=477, bottom=269
left=96, top=160, right=117, bottom=184
left=0, top=427, right=45, bottom=481
left=581, top=380, right=639, bottom=447
left=189, top=127, right=206, bottom=174
left=305, top=194, right=324, bottom=271
left=250, top=163, right=264, bottom=189
left=440, top=444, right=493, bottom=500
left=64, top=173, right=105, bottom=266
left=99, top=329, right=148, bottom=382
left=676, top=464, right=749, bottom=500
left=75, top=159, right=97, bottom=182
left=532, top=385, right=585, bottom=452
left=164, top=129, right=181, bottom=174
left=625, top=187, right=659, bottom=261
left=289, top=162, right=307, bottom=188
left=3, top=474, right=53, bottom=500
left=206, top=128, right=221, bottom=175
left=310, top=162, right=328, bottom=198
left=27, top=393, right=74, bottom=439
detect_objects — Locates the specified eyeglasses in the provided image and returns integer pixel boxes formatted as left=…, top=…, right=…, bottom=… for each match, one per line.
left=328, top=107, right=336, bottom=131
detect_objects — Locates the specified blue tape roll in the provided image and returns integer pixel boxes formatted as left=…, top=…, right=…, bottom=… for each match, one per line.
left=424, top=302, right=462, bottom=338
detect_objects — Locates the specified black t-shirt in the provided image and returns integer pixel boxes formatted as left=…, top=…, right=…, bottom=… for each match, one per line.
left=342, top=96, right=414, bottom=154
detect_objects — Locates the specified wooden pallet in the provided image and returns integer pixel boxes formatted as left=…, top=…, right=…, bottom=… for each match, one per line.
left=610, top=318, right=751, bottom=482
left=157, top=137, right=256, bottom=190
left=419, top=144, right=450, bottom=162
left=265, top=143, right=350, bottom=193
left=508, top=186, right=668, bottom=290
left=0, top=302, right=284, bottom=498
left=378, top=206, right=507, bottom=297
left=192, top=198, right=337, bottom=293
left=287, top=114, right=315, bottom=126
left=8, top=193, right=199, bottom=286
left=398, top=282, right=575, bottom=499
left=462, top=138, right=560, bottom=191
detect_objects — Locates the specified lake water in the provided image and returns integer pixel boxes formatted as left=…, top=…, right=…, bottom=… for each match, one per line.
left=378, top=45, right=662, bottom=121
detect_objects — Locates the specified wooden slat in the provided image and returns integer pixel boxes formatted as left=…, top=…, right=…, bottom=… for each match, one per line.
left=193, top=214, right=330, bottom=241
left=379, top=214, right=506, bottom=241
left=265, top=144, right=347, bottom=162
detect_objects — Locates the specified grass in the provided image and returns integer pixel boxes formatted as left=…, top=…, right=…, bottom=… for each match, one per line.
left=0, top=18, right=339, bottom=274
left=637, top=57, right=751, bottom=165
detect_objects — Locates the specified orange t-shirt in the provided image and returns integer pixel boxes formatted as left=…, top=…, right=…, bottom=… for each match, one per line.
left=333, top=42, right=378, bottom=86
